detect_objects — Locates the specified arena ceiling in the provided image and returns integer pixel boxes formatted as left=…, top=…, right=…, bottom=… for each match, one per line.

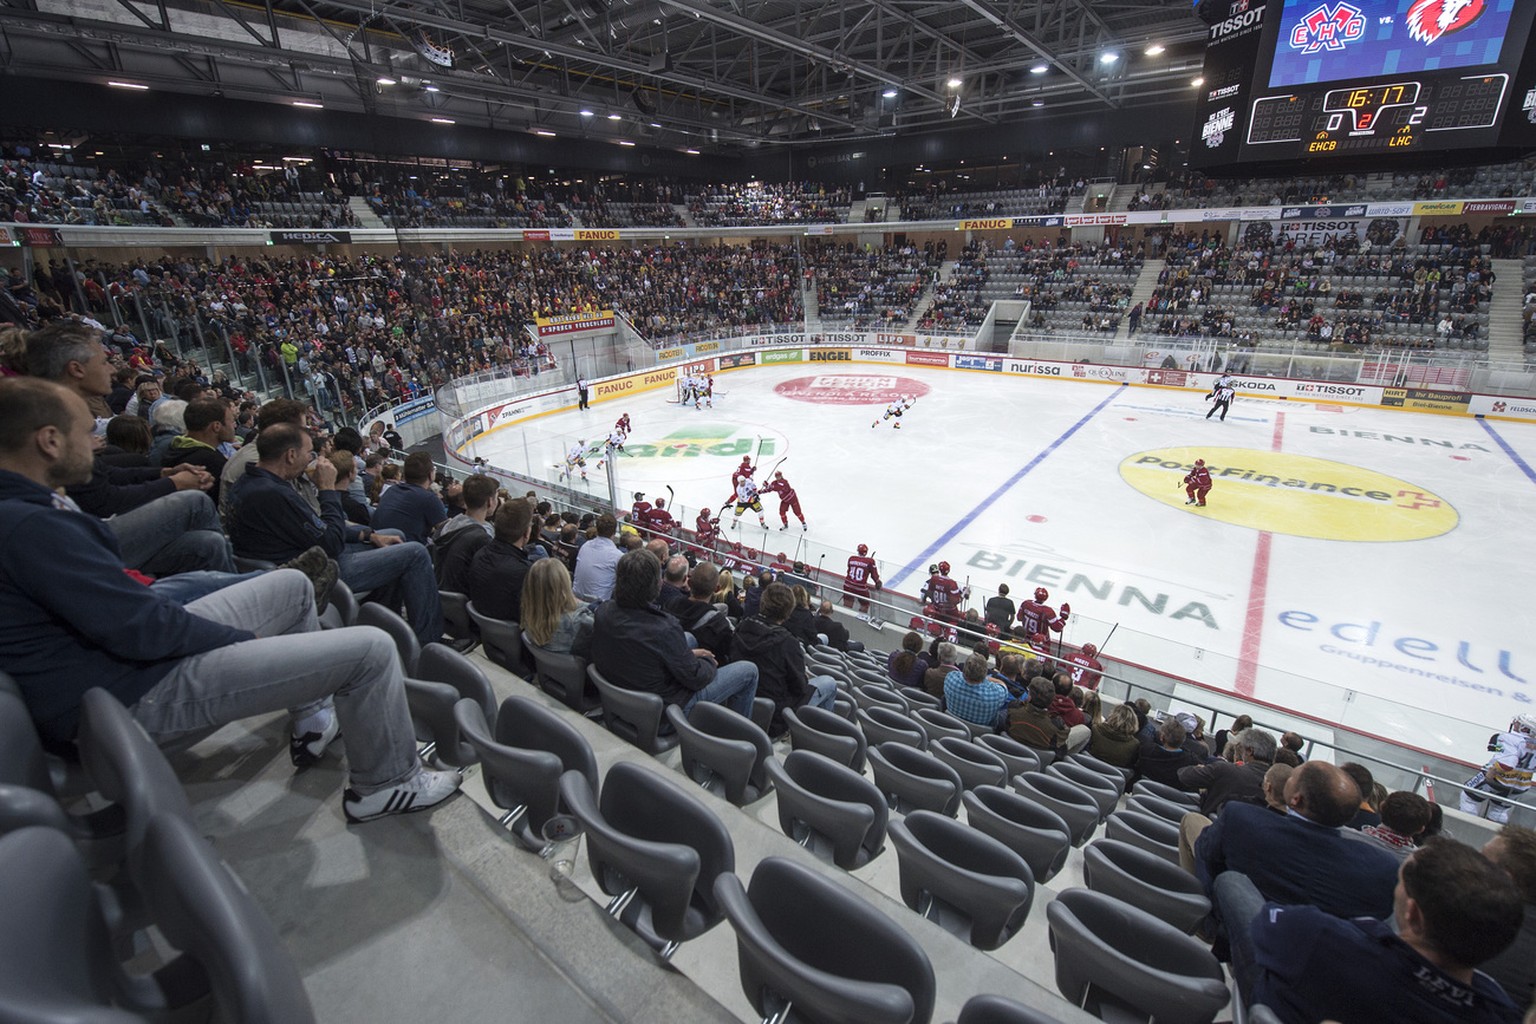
left=0, top=0, right=1208, bottom=149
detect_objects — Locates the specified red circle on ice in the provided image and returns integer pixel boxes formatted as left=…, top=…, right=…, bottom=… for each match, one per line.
left=1451, top=455, right=1471, bottom=461
left=773, top=374, right=932, bottom=406
left=1026, top=514, right=1047, bottom=523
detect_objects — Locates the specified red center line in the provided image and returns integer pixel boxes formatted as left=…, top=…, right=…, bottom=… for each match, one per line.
left=1235, top=411, right=1286, bottom=696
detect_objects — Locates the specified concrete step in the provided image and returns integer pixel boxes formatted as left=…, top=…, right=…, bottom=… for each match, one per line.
left=1113, top=261, right=1164, bottom=340
left=347, top=196, right=387, bottom=229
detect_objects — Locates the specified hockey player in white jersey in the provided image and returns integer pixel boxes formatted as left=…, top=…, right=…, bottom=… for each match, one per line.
left=561, top=440, right=590, bottom=483
left=1461, top=713, right=1536, bottom=823
left=730, top=477, right=769, bottom=530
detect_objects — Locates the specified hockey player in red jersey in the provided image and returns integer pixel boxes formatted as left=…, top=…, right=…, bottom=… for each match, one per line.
left=630, top=491, right=652, bottom=524
left=615, top=413, right=632, bottom=438
left=921, top=561, right=965, bottom=626
left=843, top=543, right=882, bottom=618
left=641, top=498, right=676, bottom=536
left=1065, top=642, right=1103, bottom=691
left=1184, top=459, right=1212, bottom=507
left=694, top=507, right=721, bottom=552
left=726, top=455, right=756, bottom=505
left=1017, top=587, right=1070, bottom=638
left=764, top=471, right=807, bottom=530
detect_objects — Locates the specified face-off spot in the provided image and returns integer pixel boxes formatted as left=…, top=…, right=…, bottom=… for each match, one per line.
left=773, top=374, right=933, bottom=405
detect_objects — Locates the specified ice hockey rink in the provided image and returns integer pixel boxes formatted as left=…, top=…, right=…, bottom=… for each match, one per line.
left=463, top=361, right=1536, bottom=762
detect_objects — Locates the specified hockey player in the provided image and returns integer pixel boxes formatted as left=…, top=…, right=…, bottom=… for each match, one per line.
left=1184, top=459, right=1213, bottom=506
left=561, top=440, right=590, bottom=483
left=704, top=374, right=715, bottom=409
left=731, top=476, right=769, bottom=530
left=641, top=498, right=676, bottom=537
left=921, top=561, right=965, bottom=626
left=630, top=491, right=652, bottom=524
left=843, top=543, right=882, bottom=618
left=872, top=395, right=914, bottom=430
left=614, top=412, right=632, bottom=439
left=1065, top=642, right=1104, bottom=691
left=764, top=471, right=807, bottom=530
left=731, top=455, right=756, bottom=490
left=1461, top=714, right=1536, bottom=823
left=694, top=507, right=722, bottom=552
left=595, top=427, right=626, bottom=470
left=1206, top=382, right=1235, bottom=422
left=1017, top=587, right=1069, bottom=639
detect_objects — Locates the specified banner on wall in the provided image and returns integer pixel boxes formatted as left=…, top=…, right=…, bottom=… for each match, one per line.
left=270, top=230, right=351, bottom=245
left=719, top=352, right=756, bottom=369
left=533, top=311, right=617, bottom=338
left=905, top=350, right=949, bottom=367
left=591, top=366, right=676, bottom=400
left=15, top=226, right=62, bottom=246
left=958, top=218, right=1015, bottom=231
left=1381, top=388, right=1472, bottom=413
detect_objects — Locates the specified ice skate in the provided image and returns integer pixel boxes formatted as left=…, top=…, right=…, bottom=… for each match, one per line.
left=780, top=523, right=789, bottom=531
left=1185, top=498, right=1195, bottom=505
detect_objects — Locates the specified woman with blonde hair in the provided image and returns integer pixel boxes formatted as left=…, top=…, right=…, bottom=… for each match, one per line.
left=520, top=556, right=593, bottom=656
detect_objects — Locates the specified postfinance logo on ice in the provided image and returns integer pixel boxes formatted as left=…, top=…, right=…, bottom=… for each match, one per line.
left=1118, top=446, right=1457, bottom=542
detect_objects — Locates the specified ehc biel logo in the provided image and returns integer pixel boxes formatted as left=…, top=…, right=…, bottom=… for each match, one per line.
left=1289, top=2, right=1365, bottom=53
left=1406, top=0, right=1486, bottom=45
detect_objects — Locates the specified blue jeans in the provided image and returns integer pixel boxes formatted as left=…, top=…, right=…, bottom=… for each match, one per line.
left=109, top=490, right=235, bottom=576
left=338, top=541, right=443, bottom=646
left=684, top=660, right=759, bottom=718
left=1213, top=871, right=1265, bottom=1008
left=806, top=674, right=837, bottom=711
left=150, top=570, right=261, bottom=604
left=130, top=569, right=421, bottom=795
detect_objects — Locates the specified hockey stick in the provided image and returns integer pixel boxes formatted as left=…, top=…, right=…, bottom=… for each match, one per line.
left=1098, top=622, right=1119, bottom=655
left=765, top=455, right=787, bottom=480
left=815, top=553, right=826, bottom=598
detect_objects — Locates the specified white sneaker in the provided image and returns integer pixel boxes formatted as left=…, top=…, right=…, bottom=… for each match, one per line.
left=344, top=768, right=462, bottom=823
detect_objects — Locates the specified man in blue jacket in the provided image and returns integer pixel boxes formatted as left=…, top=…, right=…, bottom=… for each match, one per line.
left=0, top=378, right=459, bottom=823
left=226, top=423, right=442, bottom=646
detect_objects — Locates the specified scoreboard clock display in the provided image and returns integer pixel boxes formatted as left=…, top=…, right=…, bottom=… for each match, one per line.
left=1191, top=0, right=1536, bottom=167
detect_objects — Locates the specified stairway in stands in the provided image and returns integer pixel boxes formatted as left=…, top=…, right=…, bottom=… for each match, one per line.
left=348, top=196, right=387, bottom=229
left=1114, top=260, right=1165, bottom=340
left=903, top=259, right=955, bottom=330
left=1487, top=258, right=1526, bottom=363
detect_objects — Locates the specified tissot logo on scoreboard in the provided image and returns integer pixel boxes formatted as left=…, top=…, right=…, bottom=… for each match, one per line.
left=773, top=374, right=932, bottom=406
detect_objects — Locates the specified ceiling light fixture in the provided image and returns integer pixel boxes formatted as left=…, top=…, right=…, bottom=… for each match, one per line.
left=579, top=109, right=595, bottom=117
left=882, top=88, right=898, bottom=98
left=685, top=148, right=700, bottom=155
left=423, top=83, right=440, bottom=92
left=617, top=140, right=635, bottom=146
left=946, top=76, right=962, bottom=89
left=1099, top=52, right=1119, bottom=64
left=535, top=129, right=557, bottom=137
left=1192, top=76, right=1204, bottom=87
left=108, top=81, right=149, bottom=90
left=1144, top=44, right=1165, bottom=56
left=431, top=117, right=455, bottom=124
left=607, top=113, right=622, bottom=121
left=1032, top=99, right=1044, bottom=107
left=1030, top=64, right=1048, bottom=75
left=293, top=100, right=324, bottom=108
left=376, top=76, right=397, bottom=85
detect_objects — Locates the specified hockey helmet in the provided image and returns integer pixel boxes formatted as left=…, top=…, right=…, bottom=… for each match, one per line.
left=1030, top=633, right=1047, bottom=647
left=654, top=498, right=665, bottom=509
left=928, top=564, right=940, bottom=576
left=1195, top=458, right=1206, bottom=467
left=1517, top=713, right=1536, bottom=734
left=634, top=491, right=645, bottom=501
left=938, top=560, right=951, bottom=575
left=1034, top=587, right=1049, bottom=603
left=740, top=456, right=752, bottom=467
left=1081, top=643, right=1098, bottom=658
left=776, top=552, right=788, bottom=562
left=857, top=543, right=869, bottom=556
left=985, top=623, right=1000, bottom=637
left=774, top=471, right=784, bottom=480
left=700, top=507, right=711, bottom=518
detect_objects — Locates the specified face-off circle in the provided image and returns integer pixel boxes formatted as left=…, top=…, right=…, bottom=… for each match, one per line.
left=773, top=374, right=932, bottom=406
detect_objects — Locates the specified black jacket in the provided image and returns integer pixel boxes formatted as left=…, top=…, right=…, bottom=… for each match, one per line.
left=464, top=540, right=534, bottom=622
left=674, top=599, right=735, bottom=663
left=731, top=615, right=809, bottom=729
left=591, top=600, right=715, bottom=707
left=814, top=612, right=852, bottom=651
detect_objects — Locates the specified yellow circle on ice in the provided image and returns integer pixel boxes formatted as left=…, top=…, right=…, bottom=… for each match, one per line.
left=1118, top=446, right=1458, bottom=542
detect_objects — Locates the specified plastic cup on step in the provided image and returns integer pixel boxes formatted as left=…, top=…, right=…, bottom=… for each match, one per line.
left=541, top=814, right=584, bottom=884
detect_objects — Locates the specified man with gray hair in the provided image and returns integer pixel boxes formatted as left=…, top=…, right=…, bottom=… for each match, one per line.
left=1179, top=727, right=1277, bottom=817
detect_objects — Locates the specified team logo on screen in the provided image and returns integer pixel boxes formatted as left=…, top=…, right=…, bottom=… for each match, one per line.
left=1406, top=0, right=1486, bottom=45
left=1289, top=2, right=1366, bottom=53
left=1202, top=107, right=1236, bottom=148
left=1523, top=87, right=1536, bottom=124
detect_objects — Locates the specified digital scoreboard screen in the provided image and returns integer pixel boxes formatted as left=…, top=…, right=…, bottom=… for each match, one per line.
left=1191, top=0, right=1536, bottom=168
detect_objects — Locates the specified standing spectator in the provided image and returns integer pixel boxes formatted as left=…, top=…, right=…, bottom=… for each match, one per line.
left=591, top=549, right=758, bottom=717
left=985, top=583, right=1016, bottom=634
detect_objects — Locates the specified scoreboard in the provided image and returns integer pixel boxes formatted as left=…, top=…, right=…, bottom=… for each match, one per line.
left=1192, top=0, right=1536, bottom=169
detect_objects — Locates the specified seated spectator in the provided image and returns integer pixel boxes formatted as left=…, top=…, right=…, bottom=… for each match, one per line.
left=658, top=554, right=690, bottom=613
left=813, top=600, right=863, bottom=652
left=464, top=500, right=536, bottom=623
left=1194, top=760, right=1402, bottom=921
left=166, top=398, right=235, bottom=503
left=146, top=398, right=186, bottom=468
left=591, top=549, right=757, bottom=717
left=433, top=474, right=498, bottom=592
left=1048, top=674, right=1087, bottom=729
left=220, top=398, right=319, bottom=522
left=371, top=451, right=447, bottom=545
left=1340, top=761, right=1381, bottom=829
left=673, top=561, right=735, bottom=664
left=100, top=414, right=152, bottom=467
left=785, top=585, right=819, bottom=647
left=922, top=641, right=961, bottom=700
left=1480, top=825, right=1536, bottom=1007
left=1346, top=790, right=1431, bottom=862
left=520, top=557, right=592, bottom=657
left=1212, top=714, right=1253, bottom=760
left=327, top=451, right=373, bottom=527
left=1007, top=676, right=1076, bottom=756
left=1280, top=730, right=1306, bottom=762
left=944, top=654, right=1011, bottom=731
left=572, top=512, right=621, bottom=601
left=730, top=581, right=835, bottom=733
left=226, top=423, right=444, bottom=646
left=1222, top=839, right=1523, bottom=1023
left=1138, top=716, right=1201, bottom=789
left=886, top=630, right=930, bottom=688
left=713, top=568, right=743, bottom=620
left=0, top=377, right=459, bottom=822
left=1179, top=728, right=1277, bottom=817
left=1089, top=701, right=1142, bottom=769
